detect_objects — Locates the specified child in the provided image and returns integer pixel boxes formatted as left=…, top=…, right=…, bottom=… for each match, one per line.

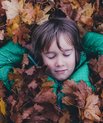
left=32, top=17, right=103, bottom=89
left=31, top=17, right=103, bottom=109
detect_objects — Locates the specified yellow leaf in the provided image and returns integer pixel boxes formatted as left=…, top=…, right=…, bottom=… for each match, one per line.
left=69, top=0, right=80, bottom=9
left=0, top=98, right=6, bottom=115
left=21, top=3, right=36, bottom=25
left=81, top=3, right=95, bottom=17
left=6, top=16, right=20, bottom=36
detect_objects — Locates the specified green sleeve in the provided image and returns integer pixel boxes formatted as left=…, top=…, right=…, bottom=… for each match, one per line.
left=82, top=32, right=103, bottom=56
left=0, top=41, right=27, bottom=90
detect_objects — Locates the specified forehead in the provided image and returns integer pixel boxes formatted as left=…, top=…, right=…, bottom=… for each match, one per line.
left=45, top=34, right=74, bottom=52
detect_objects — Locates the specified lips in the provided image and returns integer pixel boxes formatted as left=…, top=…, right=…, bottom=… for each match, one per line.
left=55, top=69, right=68, bottom=74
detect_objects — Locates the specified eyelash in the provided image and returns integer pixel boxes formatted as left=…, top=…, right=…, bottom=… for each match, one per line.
left=63, top=54, right=71, bottom=57
left=47, top=55, right=56, bottom=59
left=47, top=54, right=70, bottom=59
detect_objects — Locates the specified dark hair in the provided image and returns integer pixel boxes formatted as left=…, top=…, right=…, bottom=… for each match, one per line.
left=32, top=17, right=82, bottom=66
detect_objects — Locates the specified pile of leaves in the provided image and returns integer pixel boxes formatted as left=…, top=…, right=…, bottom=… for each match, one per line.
left=0, top=0, right=103, bottom=47
left=0, top=54, right=102, bottom=123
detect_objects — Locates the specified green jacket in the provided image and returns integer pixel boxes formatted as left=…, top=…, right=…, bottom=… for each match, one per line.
left=0, top=41, right=26, bottom=90
left=0, top=32, right=103, bottom=91
left=48, top=32, right=103, bottom=88
left=48, top=32, right=103, bottom=108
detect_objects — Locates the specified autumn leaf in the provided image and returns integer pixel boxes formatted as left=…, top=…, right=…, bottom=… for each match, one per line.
left=0, top=30, right=4, bottom=40
left=79, top=3, right=95, bottom=26
left=82, top=94, right=101, bottom=122
left=59, top=111, right=71, bottom=123
left=34, top=88, right=56, bottom=104
left=12, top=24, right=30, bottom=44
left=21, top=3, right=36, bottom=25
left=35, top=4, right=51, bottom=25
left=60, top=0, right=73, bottom=18
left=69, top=0, right=80, bottom=9
left=6, top=16, right=20, bottom=37
left=1, top=0, right=20, bottom=19
left=28, top=80, right=38, bottom=90
left=0, top=97, right=6, bottom=115
left=73, top=81, right=92, bottom=108
left=22, top=54, right=29, bottom=68
left=22, top=107, right=33, bottom=119
left=0, top=0, right=5, bottom=16
left=0, top=82, right=6, bottom=98
left=33, top=104, right=44, bottom=112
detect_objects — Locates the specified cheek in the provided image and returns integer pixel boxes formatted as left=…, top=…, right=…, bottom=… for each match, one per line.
left=67, top=53, right=76, bottom=68
left=42, top=57, right=54, bottom=69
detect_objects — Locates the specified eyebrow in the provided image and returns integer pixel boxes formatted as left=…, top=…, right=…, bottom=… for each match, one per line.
left=44, top=48, right=73, bottom=54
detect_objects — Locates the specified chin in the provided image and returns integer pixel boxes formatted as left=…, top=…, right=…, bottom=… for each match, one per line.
left=55, top=77, right=68, bottom=82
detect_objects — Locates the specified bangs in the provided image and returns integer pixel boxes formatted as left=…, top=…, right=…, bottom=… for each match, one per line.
left=42, top=30, right=74, bottom=53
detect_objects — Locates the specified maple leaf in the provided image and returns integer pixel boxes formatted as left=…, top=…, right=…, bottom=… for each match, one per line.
left=59, top=111, right=71, bottom=123
left=33, top=104, right=44, bottom=112
left=22, top=107, right=33, bottom=119
left=12, top=24, right=30, bottom=45
left=62, top=80, right=92, bottom=108
left=73, top=81, right=92, bottom=108
left=79, top=3, right=95, bottom=26
left=69, top=0, right=80, bottom=9
left=6, top=16, right=20, bottom=37
left=21, top=3, right=36, bottom=25
left=36, top=3, right=52, bottom=25
left=33, top=103, right=61, bottom=123
left=62, top=80, right=79, bottom=106
left=34, top=88, right=56, bottom=104
left=60, top=0, right=73, bottom=18
left=8, top=71, right=24, bottom=93
left=1, top=0, right=20, bottom=19
left=82, top=94, right=101, bottom=122
left=89, top=56, right=103, bottom=89
left=28, top=80, right=38, bottom=90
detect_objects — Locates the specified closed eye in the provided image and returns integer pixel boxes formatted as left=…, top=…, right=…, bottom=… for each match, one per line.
left=46, top=53, right=56, bottom=59
left=63, top=54, right=71, bottom=57
left=63, top=50, right=72, bottom=57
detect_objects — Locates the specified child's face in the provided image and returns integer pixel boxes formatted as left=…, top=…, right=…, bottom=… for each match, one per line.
left=42, top=34, right=76, bottom=81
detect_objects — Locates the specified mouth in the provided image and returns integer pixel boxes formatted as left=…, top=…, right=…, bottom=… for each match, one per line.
left=55, top=69, right=68, bottom=74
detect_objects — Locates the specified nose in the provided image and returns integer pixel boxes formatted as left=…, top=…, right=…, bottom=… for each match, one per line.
left=55, top=56, right=64, bottom=67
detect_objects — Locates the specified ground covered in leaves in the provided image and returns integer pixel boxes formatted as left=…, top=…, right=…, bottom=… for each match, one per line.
left=0, top=0, right=103, bottom=123
left=0, top=54, right=103, bottom=123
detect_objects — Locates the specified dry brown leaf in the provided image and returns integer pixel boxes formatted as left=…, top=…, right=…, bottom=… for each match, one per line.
left=34, top=88, right=56, bottom=104
left=83, top=94, right=101, bottom=122
left=22, top=107, right=33, bottom=119
left=22, top=54, right=29, bottom=68
left=69, top=0, right=80, bottom=9
left=21, top=3, right=36, bottom=25
left=28, top=80, right=38, bottom=90
left=59, top=111, right=71, bottom=123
